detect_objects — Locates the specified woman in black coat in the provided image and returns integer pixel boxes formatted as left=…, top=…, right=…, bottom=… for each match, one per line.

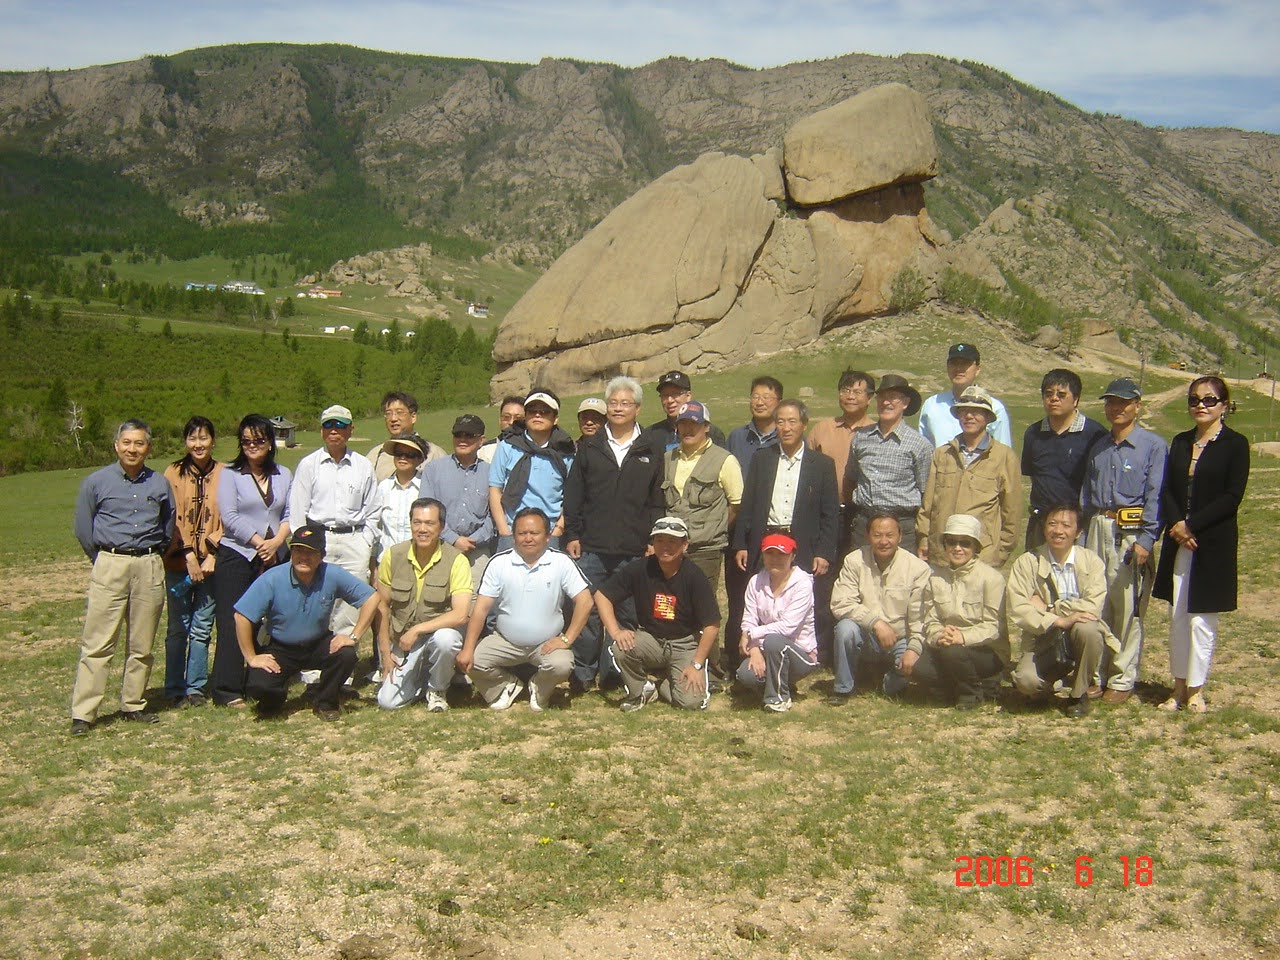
left=1152, top=376, right=1249, bottom=713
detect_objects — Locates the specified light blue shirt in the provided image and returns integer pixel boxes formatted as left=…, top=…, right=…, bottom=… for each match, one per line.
left=488, top=435, right=574, bottom=525
left=918, top=391, right=1013, bottom=448
left=235, top=561, right=375, bottom=646
left=1082, top=425, right=1166, bottom=551
left=479, top=548, right=590, bottom=647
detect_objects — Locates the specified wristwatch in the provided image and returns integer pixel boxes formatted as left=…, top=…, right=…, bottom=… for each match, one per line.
left=692, top=660, right=705, bottom=670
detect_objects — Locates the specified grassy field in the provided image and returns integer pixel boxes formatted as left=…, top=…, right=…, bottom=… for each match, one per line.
left=2, top=312, right=1279, bottom=959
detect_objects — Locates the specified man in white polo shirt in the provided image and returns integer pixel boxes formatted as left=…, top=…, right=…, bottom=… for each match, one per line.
left=455, top=507, right=593, bottom=711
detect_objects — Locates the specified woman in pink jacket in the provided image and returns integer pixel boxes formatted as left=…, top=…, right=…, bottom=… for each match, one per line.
left=736, top=533, right=818, bottom=713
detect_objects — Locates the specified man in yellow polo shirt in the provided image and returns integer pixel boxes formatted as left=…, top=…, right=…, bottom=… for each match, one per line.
left=375, top=497, right=473, bottom=711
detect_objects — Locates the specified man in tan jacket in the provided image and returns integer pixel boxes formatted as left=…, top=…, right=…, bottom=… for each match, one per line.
left=829, top=513, right=931, bottom=704
left=916, top=386, right=1020, bottom=568
left=1008, top=504, right=1118, bottom=718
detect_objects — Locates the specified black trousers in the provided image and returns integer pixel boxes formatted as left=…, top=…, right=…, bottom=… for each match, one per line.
left=722, top=544, right=751, bottom=674
left=246, top=635, right=358, bottom=712
left=911, top=643, right=1003, bottom=704
left=210, top=545, right=262, bottom=705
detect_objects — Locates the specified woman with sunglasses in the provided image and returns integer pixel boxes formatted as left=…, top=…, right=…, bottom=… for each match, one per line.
left=210, top=415, right=293, bottom=707
left=1152, top=377, right=1249, bottom=713
left=162, top=416, right=224, bottom=706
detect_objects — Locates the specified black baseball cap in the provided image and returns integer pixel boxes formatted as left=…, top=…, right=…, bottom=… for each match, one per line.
left=452, top=414, right=486, bottom=436
left=948, top=343, right=980, bottom=363
left=288, top=522, right=327, bottom=554
left=657, top=370, right=692, bottom=392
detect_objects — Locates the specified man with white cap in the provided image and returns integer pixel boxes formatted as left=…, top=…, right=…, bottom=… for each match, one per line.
left=575, top=398, right=607, bottom=446
left=488, top=388, right=576, bottom=551
left=289, top=403, right=380, bottom=641
left=597, top=516, right=721, bottom=712
left=918, top=343, right=1012, bottom=448
left=916, top=386, right=1021, bottom=568
left=846, top=375, right=933, bottom=553
left=1083, top=377, right=1166, bottom=705
left=903, top=514, right=1008, bottom=708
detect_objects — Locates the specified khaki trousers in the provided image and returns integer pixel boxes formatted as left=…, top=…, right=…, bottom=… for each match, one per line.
left=1012, top=620, right=1106, bottom=701
left=71, top=552, right=165, bottom=721
left=1086, top=515, right=1152, bottom=693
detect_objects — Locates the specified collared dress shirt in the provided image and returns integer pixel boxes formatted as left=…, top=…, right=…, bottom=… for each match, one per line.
left=289, top=446, right=379, bottom=536
left=74, top=464, right=176, bottom=559
left=1082, top=425, right=1166, bottom=552
left=918, top=391, right=1013, bottom=448
left=421, top=455, right=495, bottom=547
left=373, top=473, right=421, bottom=557
left=767, top=444, right=805, bottom=527
left=846, top=421, right=933, bottom=513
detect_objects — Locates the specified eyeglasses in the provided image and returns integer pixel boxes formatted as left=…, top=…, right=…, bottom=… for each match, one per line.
left=1188, top=395, right=1224, bottom=408
left=607, top=399, right=636, bottom=409
left=241, top=437, right=269, bottom=448
left=942, top=537, right=976, bottom=549
left=393, top=450, right=423, bottom=460
left=1042, top=390, right=1073, bottom=401
left=878, top=395, right=907, bottom=406
left=839, top=387, right=870, bottom=397
left=453, top=433, right=481, bottom=440
left=321, top=420, right=349, bottom=430
left=525, top=407, right=553, bottom=418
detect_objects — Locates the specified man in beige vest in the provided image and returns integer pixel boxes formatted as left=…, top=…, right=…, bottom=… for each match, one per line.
left=375, top=498, right=473, bottom=711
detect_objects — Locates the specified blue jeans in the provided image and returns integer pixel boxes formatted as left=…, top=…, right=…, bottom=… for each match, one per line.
left=164, top=569, right=216, bottom=698
left=572, top=551, right=632, bottom=688
left=833, top=618, right=908, bottom=695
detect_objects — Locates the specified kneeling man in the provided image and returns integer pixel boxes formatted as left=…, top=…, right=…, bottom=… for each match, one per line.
left=1008, top=503, right=1118, bottom=718
left=375, top=498, right=472, bottom=711
left=598, top=517, right=721, bottom=711
left=456, top=507, right=593, bottom=711
left=236, top=523, right=380, bottom=720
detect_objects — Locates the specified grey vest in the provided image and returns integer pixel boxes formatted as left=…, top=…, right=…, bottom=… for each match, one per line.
left=386, top=540, right=463, bottom=638
left=663, top=445, right=731, bottom=550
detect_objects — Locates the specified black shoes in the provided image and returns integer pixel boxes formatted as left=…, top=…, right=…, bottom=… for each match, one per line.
left=313, top=707, right=341, bottom=722
left=1064, top=696, right=1091, bottom=719
left=70, top=719, right=92, bottom=736
left=825, top=693, right=850, bottom=707
left=121, top=711, right=159, bottom=724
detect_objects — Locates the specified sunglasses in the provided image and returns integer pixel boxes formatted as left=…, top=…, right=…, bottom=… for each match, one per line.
left=942, top=537, right=977, bottom=549
left=321, top=420, right=349, bottom=430
left=651, top=520, right=687, bottom=536
left=240, top=436, right=269, bottom=448
left=393, top=450, right=423, bottom=460
left=453, top=432, right=481, bottom=440
left=1188, top=395, right=1224, bottom=408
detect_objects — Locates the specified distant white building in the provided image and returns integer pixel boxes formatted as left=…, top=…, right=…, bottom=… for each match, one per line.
left=221, top=281, right=265, bottom=295
left=322, top=326, right=337, bottom=334
left=467, top=302, right=490, bottom=318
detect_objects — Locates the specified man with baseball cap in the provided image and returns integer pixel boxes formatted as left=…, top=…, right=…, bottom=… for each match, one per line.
left=846, top=375, right=933, bottom=552
left=488, top=389, right=576, bottom=551
left=289, top=404, right=380, bottom=650
left=420, top=414, right=495, bottom=584
left=918, top=344, right=1013, bottom=448
left=649, top=370, right=726, bottom=452
left=575, top=398, right=607, bottom=446
left=596, top=516, right=721, bottom=712
left=916, top=386, right=1021, bottom=568
left=1082, top=377, right=1166, bottom=704
left=234, top=522, right=380, bottom=719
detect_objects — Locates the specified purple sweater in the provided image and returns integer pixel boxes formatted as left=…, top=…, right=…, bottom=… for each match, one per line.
left=217, top=465, right=293, bottom=561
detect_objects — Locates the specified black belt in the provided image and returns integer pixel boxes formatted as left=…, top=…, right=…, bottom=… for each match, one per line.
left=99, top=545, right=163, bottom=557
left=314, top=523, right=365, bottom=534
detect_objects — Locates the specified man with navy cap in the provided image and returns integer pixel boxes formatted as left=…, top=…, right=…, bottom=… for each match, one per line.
left=1083, top=377, right=1166, bottom=705
left=420, top=414, right=495, bottom=584
left=235, top=523, right=380, bottom=719
left=649, top=370, right=726, bottom=452
left=918, top=343, right=1013, bottom=448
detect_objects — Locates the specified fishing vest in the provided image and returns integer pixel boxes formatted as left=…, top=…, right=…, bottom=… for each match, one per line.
left=663, top=444, right=731, bottom=550
left=385, top=539, right=463, bottom=638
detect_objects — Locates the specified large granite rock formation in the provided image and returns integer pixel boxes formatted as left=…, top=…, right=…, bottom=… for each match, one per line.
left=491, top=82, right=945, bottom=399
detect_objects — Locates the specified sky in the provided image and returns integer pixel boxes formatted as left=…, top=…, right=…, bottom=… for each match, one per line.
left=2, top=0, right=1278, bottom=133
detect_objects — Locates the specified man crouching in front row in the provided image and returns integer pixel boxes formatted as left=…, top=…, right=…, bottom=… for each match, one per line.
left=235, top=523, right=381, bottom=720
left=597, top=516, right=721, bottom=712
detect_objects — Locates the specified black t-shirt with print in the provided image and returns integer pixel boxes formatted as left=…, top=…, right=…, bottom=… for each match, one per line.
left=600, top=555, right=720, bottom=640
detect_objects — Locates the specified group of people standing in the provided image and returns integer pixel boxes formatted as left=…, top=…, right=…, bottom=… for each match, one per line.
left=67, top=343, right=1249, bottom=734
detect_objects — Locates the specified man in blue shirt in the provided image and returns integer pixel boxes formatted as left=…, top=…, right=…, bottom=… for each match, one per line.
left=234, top=523, right=380, bottom=720
left=70, top=419, right=176, bottom=735
left=917, top=343, right=1012, bottom=447
left=421, top=414, right=495, bottom=584
left=1083, top=378, right=1167, bottom=705
left=488, top=390, right=576, bottom=551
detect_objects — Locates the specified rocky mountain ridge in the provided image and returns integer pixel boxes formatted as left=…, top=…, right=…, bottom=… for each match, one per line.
left=1, top=44, right=1278, bottom=370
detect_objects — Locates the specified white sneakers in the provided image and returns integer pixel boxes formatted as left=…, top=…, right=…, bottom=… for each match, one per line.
left=488, top=680, right=525, bottom=711
left=528, top=683, right=545, bottom=713
left=763, top=698, right=793, bottom=713
left=425, top=690, right=448, bottom=712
